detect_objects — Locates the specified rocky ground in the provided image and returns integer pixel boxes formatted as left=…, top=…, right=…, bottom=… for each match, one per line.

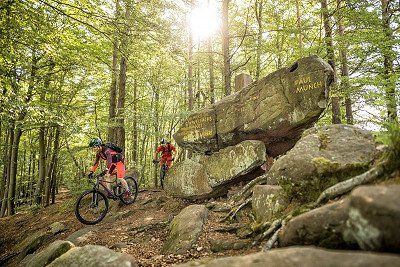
left=0, top=188, right=260, bottom=267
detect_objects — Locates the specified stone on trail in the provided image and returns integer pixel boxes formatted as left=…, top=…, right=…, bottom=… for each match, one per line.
left=165, top=140, right=265, bottom=200
left=343, top=185, right=400, bottom=253
left=48, top=222, right=66, bottom=235
left=162, top=205, right=208, bottom=254
left=14, top=230, right=53, bottom=263
left=65, top=226, right=96, bottom=246
left=267, top=124, right=379, bottom=203
left=252, top=185, right=287, bottom=223
left=175, top=246, right=400, bottom=267
left=278, top=198, right=353, bottom=249
left=174, top=55, right=333, bottom=156
left=21, top=240, right=74, bottom=267
left=47, top=245, right=137, bottom=267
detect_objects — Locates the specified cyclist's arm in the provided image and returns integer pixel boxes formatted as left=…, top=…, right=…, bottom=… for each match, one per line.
left=89, top=153, right=100, bottom=172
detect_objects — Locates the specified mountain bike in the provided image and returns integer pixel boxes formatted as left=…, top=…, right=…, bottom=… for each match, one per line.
left=153, top=159, right=172, bottom=189
left=74, top=170, right=138, bottom=225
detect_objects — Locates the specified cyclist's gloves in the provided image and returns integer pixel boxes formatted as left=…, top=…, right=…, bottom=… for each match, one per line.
left=88, top=171, right=94, bottom=179
left=152, top=159, right=158, bottom=164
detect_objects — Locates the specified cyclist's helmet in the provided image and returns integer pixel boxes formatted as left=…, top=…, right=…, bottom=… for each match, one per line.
left=89, top=137, right=102, bottom=147
left=160, top=138, right=166, bottom=144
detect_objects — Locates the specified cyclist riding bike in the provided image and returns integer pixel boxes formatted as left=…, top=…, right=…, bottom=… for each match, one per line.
left=88, top=137, right=131, bottom=200
left=153, top=138, right=176, bottom=169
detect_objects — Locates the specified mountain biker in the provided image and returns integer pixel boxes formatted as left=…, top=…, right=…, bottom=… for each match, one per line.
left=88, top=137, right=131, bottom=199
left=153, top=138, right=176, bottom=169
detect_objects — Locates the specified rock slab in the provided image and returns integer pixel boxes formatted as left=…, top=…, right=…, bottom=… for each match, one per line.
left=47, top=245, right=137, bottom=267
left=252, top=185, right=287, bottom=222
left=21, top=240, right=74, bottom=267
left=176, top=246, right=400, bottom=267
left=343, top=185, right=400, bottom=252
left=278, top=198, right=352, bottom=249
left=174, top=56, right=333, bottom=156
left=267, top=124, right=378, bottom=202
left=165, top=140, right=265, bottom=200
left=162, top=205, right=208, bottom=254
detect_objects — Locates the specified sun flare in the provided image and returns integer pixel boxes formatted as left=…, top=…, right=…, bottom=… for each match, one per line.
left=189, top=1, right=220, bottom=41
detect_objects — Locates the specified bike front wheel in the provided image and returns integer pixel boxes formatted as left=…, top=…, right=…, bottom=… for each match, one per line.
left=75, top=189, right=109, bottom=225
left=119, top=176, right=138, bottom=205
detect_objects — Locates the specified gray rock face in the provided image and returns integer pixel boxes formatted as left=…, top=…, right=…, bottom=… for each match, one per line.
left=343, top=185, right=400, bottom=252
left=49, top=222, right=66, bottom=235
left=174, top=56, right=333, bottom=156
left=176, top=246, right=400, bottom=267
left=21, top=240, right=74, bottom=267
left=278, top=198, right=352, bottom=249
left=267, top=124, right=379, bottom=202
left=65, top=227, right=96, bottom=246
left=165, top=140, right=266, bottom=200
left=162, top=205, right=208, bottom=254
left=252, top=185, right=287, bottom=223
left=47, top=245, right=137, bottom=267
left=15, top=230, right=53, bottom=262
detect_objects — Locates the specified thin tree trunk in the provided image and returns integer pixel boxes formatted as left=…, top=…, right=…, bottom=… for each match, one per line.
left=7, top=128, right=22, bottom=215
left=222, top=0, right=231, bottom=96
left=336, top=0, right=353, bottom=124
left=188, top=10, right=194, bottom=111
left=255, top=0, right=263, bottom=80
left=108, top=0, right=120, bottom=143
left=0, top=128, right=10, bottom=212
left=320, top=0, right=341, bottom=124
left=116, top=0, right=131, bottom=149
left=132, top=79, right=138, bottom=163
left=44, top=126, right=60, bottom=206
left=34, top=126, right=46, bottom=205
left=1, top=125, right=13, bottom=217
left=381, top=0, right=397, bottom=121
left=207, top=39, right=215, bottom=104
left=153, top=86, right=160, bottom=188
left=295, top=0, right=303, bottom=50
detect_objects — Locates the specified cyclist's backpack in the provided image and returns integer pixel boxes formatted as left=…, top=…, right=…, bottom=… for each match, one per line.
left=104, top=142, right=123, bottom=153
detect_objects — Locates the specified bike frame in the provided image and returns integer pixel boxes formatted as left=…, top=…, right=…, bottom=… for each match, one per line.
left=90, top=173, right=121, bottom=198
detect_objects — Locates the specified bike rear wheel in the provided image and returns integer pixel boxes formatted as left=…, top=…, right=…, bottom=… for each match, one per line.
left=75, top=189, right=109, bottom=225
left=119, top=176, right=138, bottom=205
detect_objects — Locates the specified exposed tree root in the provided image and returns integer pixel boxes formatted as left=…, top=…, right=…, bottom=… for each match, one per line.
left=310, top=161, right=387, bottom=208
left=262, top=220, right=286, bottom=252
left=221, top=198, right=252, bottom=222
left=230, top=174, right=268, bottom=203
left=252, top=219, right=282, bottom=247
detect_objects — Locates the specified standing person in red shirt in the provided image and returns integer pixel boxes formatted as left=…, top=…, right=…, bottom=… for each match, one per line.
left=153, top=138, right=176, bottom=169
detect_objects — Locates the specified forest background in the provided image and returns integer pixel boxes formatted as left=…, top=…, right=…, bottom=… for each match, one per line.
left=0, top=0, right=398, bottom=217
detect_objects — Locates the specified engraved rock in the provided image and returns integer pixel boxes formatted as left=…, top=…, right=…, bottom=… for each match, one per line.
left=174, top=55, right=333, bottom=156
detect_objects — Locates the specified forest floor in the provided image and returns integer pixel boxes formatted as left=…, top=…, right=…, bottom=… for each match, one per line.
left=0, top=187, right=259, bottom=266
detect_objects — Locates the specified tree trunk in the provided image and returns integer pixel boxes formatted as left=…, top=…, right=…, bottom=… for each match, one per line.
left=222, top=0, right=231, bottom=96
left=336, top=0, right=353, bottom=124
left=295, top=0, right=303, bottom=50
left=207, top=38, right=215, bottom=104
left=132, top=79, right=138, bottom=164
left=188, top=10, right=194, bottom=111
left=381, top=0, right=397, bottom=121
left=153, top=87, right=160, bottom=188
left=115, top=0, right=131, bottom=149
left=108, top=0, right=120, bottom=143
left=7, top=127, right=22, bottom=215
left=0, top=128, right=10, bottom=213
left=320, top=0, right=341, bottom=124
left=255, top=0, right=263, bottom=80
left=44, top=126, right=60, bottom=206
left=0, top=125, right=13, bottom=217
left=34, top=126, right=46, bottom=205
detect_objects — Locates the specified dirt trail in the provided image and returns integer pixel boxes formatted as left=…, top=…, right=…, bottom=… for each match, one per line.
left=0, top=188, right=257, bottom=266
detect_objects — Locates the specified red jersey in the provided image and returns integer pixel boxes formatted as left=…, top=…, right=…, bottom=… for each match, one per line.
left=156, top=143, right=176, bottom=159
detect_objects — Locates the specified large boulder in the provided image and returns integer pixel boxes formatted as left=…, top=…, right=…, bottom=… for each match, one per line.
left=21, top=240, right=74, bottom=267
left=174, top=56, right=333, bottom=156
left=343, top=185, right=400, bottom=252
left=47, top=245, right=137, bottom=267
left=162, top=205, right=208, bottom=254
left=278, top=198, right=353, bottom=249
left=176, top=246, right=400, bottom=267
left=14, top=230, right=53, bottom=262
left=267, top=124, right=379, bottom=202
left=252, top=185, right=287, bottom=223
left=165, top=140, right=265, bottom=200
